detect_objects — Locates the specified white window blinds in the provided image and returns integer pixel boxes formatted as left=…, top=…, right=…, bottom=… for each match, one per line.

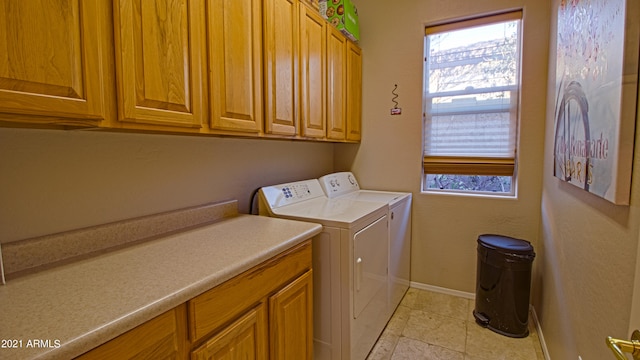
left=423, top=11, right=522, bottom=176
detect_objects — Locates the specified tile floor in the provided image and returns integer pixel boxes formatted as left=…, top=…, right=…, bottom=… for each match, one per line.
left=367, top=288, right=546, bottom=360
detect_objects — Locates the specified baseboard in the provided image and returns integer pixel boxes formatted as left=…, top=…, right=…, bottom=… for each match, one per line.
left=409, top=281, right=475, bottom=299
left=530, top=305, right=551, bottom=360
left=410, top=281, right=551, bottom=360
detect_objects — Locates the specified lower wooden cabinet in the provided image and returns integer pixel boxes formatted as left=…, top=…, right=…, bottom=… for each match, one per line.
left=189, top=240, right=313, bottom=359
left=269, top=270, right=313, bottom=360
left=75, top=304, right=188, bottom=360
left=190, top=269, right=313, bottom=360
left=191, top=304, right=268, bottom=360
left=76, top=240, right=312, bottom=360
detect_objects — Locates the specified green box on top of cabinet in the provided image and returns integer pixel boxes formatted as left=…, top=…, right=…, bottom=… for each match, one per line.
left=319, top=0, right=360, bottom=42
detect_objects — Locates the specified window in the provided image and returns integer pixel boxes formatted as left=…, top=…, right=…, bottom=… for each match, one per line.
left=422, top=11, right=522, bottom=195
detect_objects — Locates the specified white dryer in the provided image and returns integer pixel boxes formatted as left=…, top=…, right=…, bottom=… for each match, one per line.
left=319, top=172, right=412, bottom=317
left=258, top=179, right=389, bottom=360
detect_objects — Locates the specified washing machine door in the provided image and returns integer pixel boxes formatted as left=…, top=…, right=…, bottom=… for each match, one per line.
left=353, top=215, right=388, bottom=319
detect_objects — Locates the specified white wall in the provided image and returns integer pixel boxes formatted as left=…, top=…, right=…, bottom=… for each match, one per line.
left=339, top=0, right=550, bottom=294
left=538, top=1, right=640, bottom=358
left=0, top=128, right=334, bottom=243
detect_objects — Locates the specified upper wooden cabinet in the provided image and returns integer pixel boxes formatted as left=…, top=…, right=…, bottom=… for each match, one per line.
left=301, top=0, right=319, bottom=10
left=299, top=3, right=326, bottom=139
left=112, top=0, right=204, bottom=129
left=206, top=0, right=264, bottom=134
left=264, top=0, right=298, bottom=136
left=0, top=0, right=361, bottom=143
left=0, top=0, right=109, bottom=126
left=264, top=0, right=326, bottom=139
left=326, top=26, right=347, bottom=141
left=325, top=25, right=361, bottom=142
left=346, top=41, right=362, bottom=142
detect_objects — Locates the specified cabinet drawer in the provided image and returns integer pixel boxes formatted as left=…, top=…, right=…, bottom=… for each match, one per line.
left=75, top=304, right=187, bottom=359
left=188, top=240, right=312, bottom=343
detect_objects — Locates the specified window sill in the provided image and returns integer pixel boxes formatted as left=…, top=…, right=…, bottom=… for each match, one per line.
left=421, top=189, right=517, bottom=200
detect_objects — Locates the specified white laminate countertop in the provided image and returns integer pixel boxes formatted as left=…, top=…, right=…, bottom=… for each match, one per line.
left=0, top=214, right=322, bottom=360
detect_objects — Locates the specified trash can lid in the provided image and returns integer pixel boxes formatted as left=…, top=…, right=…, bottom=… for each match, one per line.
left=477, top=234, right=534, bottom=255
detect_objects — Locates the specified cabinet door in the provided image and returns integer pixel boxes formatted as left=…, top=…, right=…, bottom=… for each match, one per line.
left=188, top=241, right=312, bottom=343
left=346, top=42, right=362, bottom=142
left=301, top=0, right=319, bottom=10
left=192, top=304, right=267, bottom=360
left=269, top=270, right=313, bottom=360
left=113, top=0, right=204, bottom=129
left=264, top=0, right=298, bottom=136
left=0, top=0, right=107, bottom=125
left=299, top=4, right=326, bottom=139
left=76, top=305, right=187, bottom=360
left=207, top=0, right=263, bottom=133
left=326, top=26, right=346, bottom=141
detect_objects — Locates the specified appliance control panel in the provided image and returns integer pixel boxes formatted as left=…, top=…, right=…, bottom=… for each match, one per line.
left=318, top=172, right=360, bottom=198
left=259, top=179, right=325, bottom=209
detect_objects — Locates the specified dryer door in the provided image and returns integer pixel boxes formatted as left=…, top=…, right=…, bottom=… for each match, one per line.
left=353, top=215, right=388, bottom=319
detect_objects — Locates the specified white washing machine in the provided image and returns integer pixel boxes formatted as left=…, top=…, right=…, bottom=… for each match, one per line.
left=318, top=172, right=412, bottom=317
left=259, top=179, right=389, bottom=360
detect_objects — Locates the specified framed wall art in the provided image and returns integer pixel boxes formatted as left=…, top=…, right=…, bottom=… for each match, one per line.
left=553, top=0, right=640, bottom=205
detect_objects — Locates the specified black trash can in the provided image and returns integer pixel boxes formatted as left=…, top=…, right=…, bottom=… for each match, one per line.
left=473, top=234, right=535, bottom=338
